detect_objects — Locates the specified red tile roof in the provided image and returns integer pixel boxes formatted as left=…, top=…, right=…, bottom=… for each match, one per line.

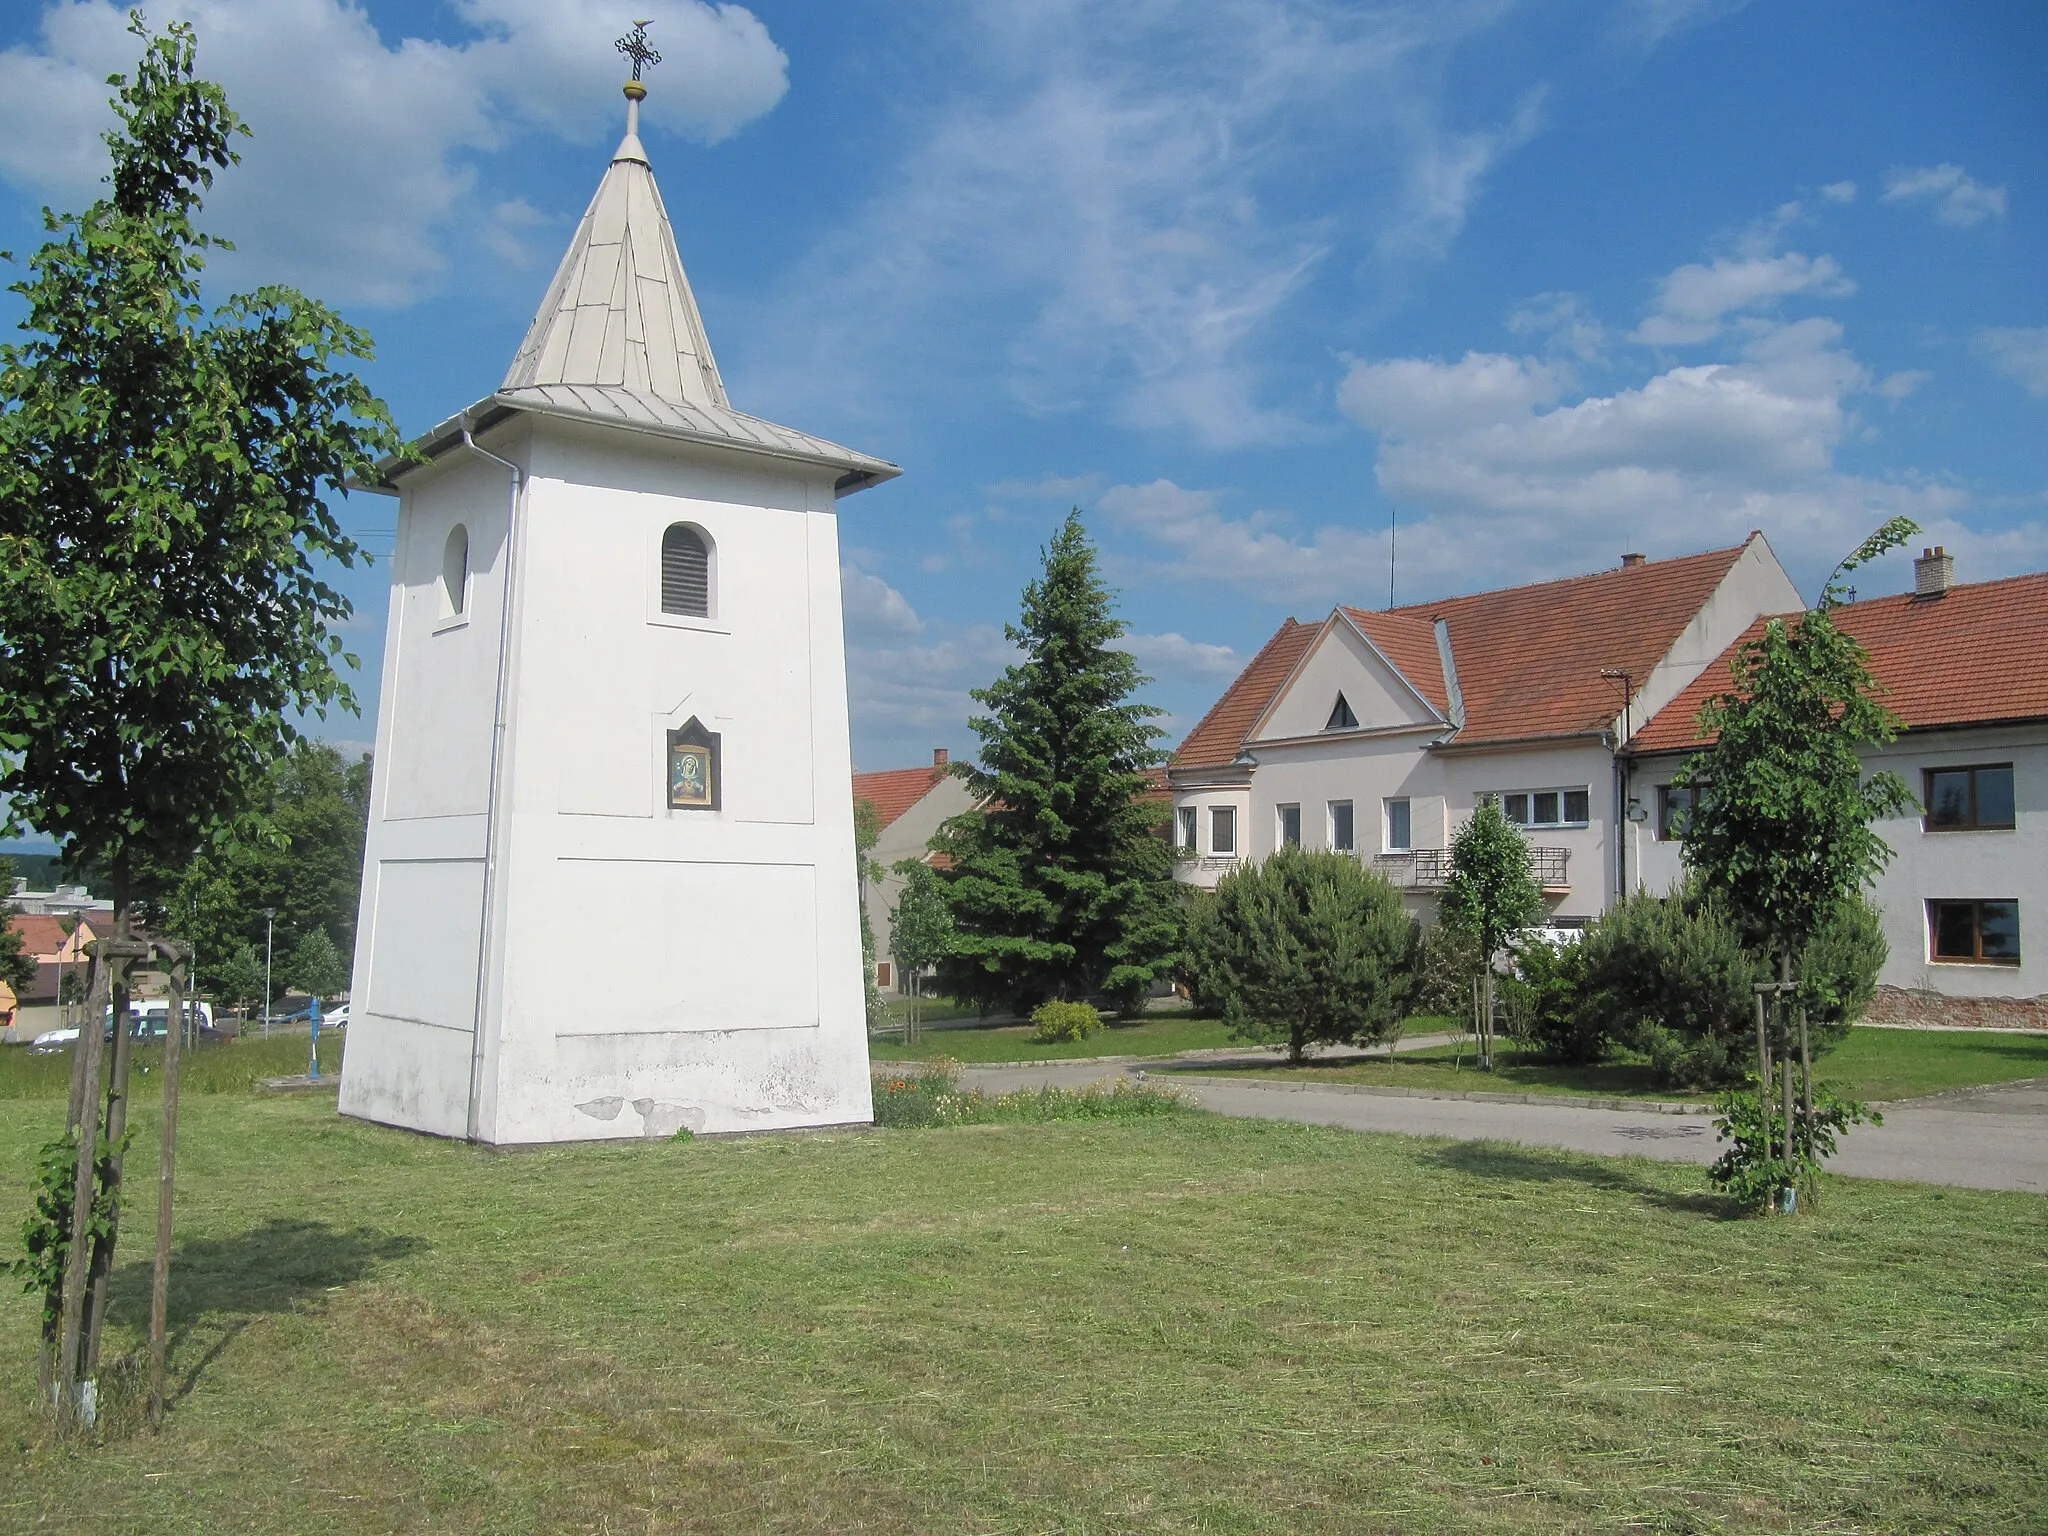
left=7, top=913, right=102, bottom=960
left=1631, top=570, right=2048, bottom=755
left=851, top=765, right=950, bottom=830
left=1173, top=619, right=1316, bottom=769
left=1174, top=541, right=1754, bottom=766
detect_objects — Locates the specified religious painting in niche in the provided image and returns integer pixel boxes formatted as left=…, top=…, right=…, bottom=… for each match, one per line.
left=666, top=718, right=721, bottom=811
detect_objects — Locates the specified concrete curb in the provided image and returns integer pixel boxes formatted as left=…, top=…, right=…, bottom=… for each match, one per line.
left=1870, top=1075, right=2045, bottom=1108
left=1153, top=1073, right=1714, bottom=1116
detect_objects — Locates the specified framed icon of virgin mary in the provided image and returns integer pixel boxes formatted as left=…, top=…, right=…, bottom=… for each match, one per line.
left=666, top=718, right=721, bottom=811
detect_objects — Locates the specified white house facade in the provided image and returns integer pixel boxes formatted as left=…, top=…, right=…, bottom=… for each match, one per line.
left=1169, top=536, right=1802, bottom=925
left=1629, top=553, right=2048, bottom=1025
left=340, top=74, right=898, bottom=1143
left=853, top=750, right=977, bottom=994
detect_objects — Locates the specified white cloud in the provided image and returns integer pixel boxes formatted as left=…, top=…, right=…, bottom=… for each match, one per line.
left=0, top=0, right=787, bottom=307
left=1337, top=350, right=1568, bottom=438
left=984, top=472, right=1104, bottom=502
left=1975, top=327, right=2048, bottom=398
left=1098, top=478, right=1390, bottom=604
left=1506, top=291, right=1607, bottom=362
left=1113, top=631, right=1242, bottom=679
left=1881, top=163, right=2007, bottom=227
left=742, top=0, right=1555, bottom=448
left=844, top=623, right=1018, bottom=751
left=1819, top=180, right=1857, bottom=203
left=840, top=566, right=925, bottom=639
left=1875, top=369, right=1930, bottom=401
left=1631, top=252, right=1853, bottom=346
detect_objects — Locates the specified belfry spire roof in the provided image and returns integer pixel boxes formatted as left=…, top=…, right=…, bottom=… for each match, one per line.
left=372, top=30, right=898, bottom=496
left=501, top=53, right=728, bottom=408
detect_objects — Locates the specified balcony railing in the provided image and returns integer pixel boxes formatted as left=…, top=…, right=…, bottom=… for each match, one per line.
left=1174, top=854, right=1243, bottom=876
left=1373, top=846, right=1570, bottom=891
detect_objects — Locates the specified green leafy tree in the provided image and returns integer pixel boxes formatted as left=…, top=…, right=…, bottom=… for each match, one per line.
left=0, top=858, right=35, bottom=998
left=933, top=511, right=1179, bottom=1014
left=1188, top=847, right=1415, bottom=1064
left=211, top=942, right=266, bottom=1018
left=1438, top=800, right=1544, bottom=1067
left=1675, top=519, right=1915, bottom=1207
left=853, top=797, right=886, bottom=1031
left=0, top=18, right=405, bottom=1404
left=286, top=928, right=347, bottom=1001
left=888, top=857, right=954, bottom=1042
left=151, top=742, right=373, bottom=994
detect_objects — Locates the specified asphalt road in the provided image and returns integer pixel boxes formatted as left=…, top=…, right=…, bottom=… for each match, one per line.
left=958, top=1060, right=2048, bottom=1195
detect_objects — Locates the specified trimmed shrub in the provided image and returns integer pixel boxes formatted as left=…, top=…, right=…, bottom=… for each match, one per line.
left=1186, top=847, right=1416, bottom=1063
left=1031, top=1001, right=1104, bottom=1043
left=1501, top=934, right=1600, bottom=1063
left=1575, top=893, right=1758, bottom=1088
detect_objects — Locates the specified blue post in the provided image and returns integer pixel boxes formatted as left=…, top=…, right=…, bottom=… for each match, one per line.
left=309, top=995, right=321, bottom=1080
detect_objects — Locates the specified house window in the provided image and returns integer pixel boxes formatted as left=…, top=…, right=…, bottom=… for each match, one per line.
left=1924, top=765, right=2014, bottom=831
left=1496, top=787, right=1590, bottom=828
left=1928, top=900, right=2020, bottom=964
left=1278, top=804, right=1302, bottom=848
left=1385, top=797, right=1411, bottom=851
left=1657, top=785, right=1696, bottom=842
left=1210, top=806, right=1237, bottom=856
left=1329, top=800, right=1355, bottom=853
left=1175, top=806, right=1197, bottom=852
left=440, top=524, right=469, bottom=618
left=660, top=523, right=712, bottom=617
left=1325, top=693, right=1359, bottom=730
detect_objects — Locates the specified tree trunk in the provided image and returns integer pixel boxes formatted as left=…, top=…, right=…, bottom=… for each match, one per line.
left=55, top=955, right=109, bottom=1430
left=1798, top=1006, right=1813, bottom=1161
left=1479, top=966, right=1495, bottom=1070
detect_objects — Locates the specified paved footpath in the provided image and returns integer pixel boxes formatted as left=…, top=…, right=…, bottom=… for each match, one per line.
left=957, top=1059, right=2048, bottom=1195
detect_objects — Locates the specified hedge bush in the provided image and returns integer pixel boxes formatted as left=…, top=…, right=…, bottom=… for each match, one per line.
left=1030, top=1001, right=1104, bottom=1043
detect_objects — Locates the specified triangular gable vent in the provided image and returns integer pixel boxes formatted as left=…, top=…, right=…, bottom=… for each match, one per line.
left=1325, top=693, right=1359, bottom=731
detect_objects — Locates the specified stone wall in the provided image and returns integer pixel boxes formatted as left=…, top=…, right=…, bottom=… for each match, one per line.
left=1866, top=985, right=2048, bottom=1030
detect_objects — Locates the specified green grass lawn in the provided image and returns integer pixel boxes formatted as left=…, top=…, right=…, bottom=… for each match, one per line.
left=871, top=1010, right=1245, bottom=1063
left=2, top=1090, right=2043, bottom=1531
left=0, top=1032, right=338, bottom=1099
left=1173, top=1025, right=2048, bottom=1104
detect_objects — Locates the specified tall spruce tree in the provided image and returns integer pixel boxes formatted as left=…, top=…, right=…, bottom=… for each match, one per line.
left=933, top=511, right=1178, bottom=1013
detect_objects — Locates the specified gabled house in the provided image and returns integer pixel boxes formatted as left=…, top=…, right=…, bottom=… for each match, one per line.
left=1168, top=534, right=1802, bottom=923
left=1629, top=550, right=2048, bottom=1024
left=853, top=750, right=977, bottom=993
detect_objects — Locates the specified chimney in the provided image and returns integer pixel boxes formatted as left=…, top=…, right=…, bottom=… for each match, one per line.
left=1620, top=552, right=1646, bottom=568
left=933, top=747, right=949, bottom=768
left=1913, top=546, right=1954, bottom=600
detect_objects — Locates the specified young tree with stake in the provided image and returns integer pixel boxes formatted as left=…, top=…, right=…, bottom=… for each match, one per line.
left=1676, top=518, right=1917, bottom=1209
left=0, top=19, right=405, bottom=1423
left=1438, top=800, right=1545, bottom=1069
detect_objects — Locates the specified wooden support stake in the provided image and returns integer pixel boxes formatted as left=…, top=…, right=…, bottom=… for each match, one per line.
left=1797, top=1007, right=1813, bottom=1160
left=149, top=949, right=187, bottom=1430
left=83, top=933, right=139, bottom=1379
left=54, top=963, right=108, bottom=1431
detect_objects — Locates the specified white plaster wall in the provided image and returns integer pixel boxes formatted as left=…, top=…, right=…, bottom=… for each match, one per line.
left=1255, top=620, right=1437, bottom=739
left=1634, top=728, right=2047, bottom=998
left=1627, top=537, right=1803, bottom=738
left=343, top=415, right=875, bottom=1142
left=1170, top=782, right=1253, bottom=888
left=339, top=437, right=517, bottom=1135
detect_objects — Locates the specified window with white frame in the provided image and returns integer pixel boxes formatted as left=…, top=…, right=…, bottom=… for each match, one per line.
left=1495, top=787, right=1591, bottom=828
left=1277, top=804, right=1302, bottom=847
left=1175, top=806, right=1197, bottom=853
left=1384, top=797, right=1411, bottom=851
left=1210, top=806, right=1237, bottom=856
left=1328, top=800, right=1355, bottom=852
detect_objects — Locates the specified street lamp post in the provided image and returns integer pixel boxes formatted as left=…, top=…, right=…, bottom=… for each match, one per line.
left=262, top=908, right=275, bottom=1039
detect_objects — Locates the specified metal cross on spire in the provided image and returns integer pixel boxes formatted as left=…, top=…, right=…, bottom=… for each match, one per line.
left=616, top=20, right=661, bottom=82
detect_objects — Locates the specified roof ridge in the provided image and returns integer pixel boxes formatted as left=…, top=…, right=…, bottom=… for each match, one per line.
left=1374, top=540, right=1749, bottom=617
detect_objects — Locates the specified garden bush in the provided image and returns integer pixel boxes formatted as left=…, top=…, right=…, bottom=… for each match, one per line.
left=1031, top=1001, right=1104, bottom=1043
left=1501, top=933, right=1599, bottom=1063
left=1410, top=921, right=1481, bottom=1021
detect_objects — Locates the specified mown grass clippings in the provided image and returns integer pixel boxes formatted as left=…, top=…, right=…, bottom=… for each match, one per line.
left=0, top=1093, right=2041, bottom=1532
left=0, top=1033, right=328, bottom=1100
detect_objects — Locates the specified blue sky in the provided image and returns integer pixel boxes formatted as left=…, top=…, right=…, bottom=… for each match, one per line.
left=2, top=0, right=2043, bottom=780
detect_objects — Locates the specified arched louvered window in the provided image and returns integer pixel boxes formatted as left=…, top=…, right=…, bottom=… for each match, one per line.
left=661, top=524, right=711, bottom=618
left=441, top=524, right=470, bottom=618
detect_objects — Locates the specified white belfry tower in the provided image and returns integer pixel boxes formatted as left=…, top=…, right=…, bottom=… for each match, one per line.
left=341, top=31, right=895, bottom=1143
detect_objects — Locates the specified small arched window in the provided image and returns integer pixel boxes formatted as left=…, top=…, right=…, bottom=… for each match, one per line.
left=661, top=523, right=711, bottom=618
left=441, top=524, right=469, bottom=618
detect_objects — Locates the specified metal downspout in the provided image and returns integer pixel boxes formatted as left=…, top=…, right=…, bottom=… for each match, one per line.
left=459, top=425, right=524, bottom=1143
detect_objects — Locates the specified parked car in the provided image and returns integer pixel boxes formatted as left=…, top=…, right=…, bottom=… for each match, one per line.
left=30, top=999, right=224, bottom=1053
